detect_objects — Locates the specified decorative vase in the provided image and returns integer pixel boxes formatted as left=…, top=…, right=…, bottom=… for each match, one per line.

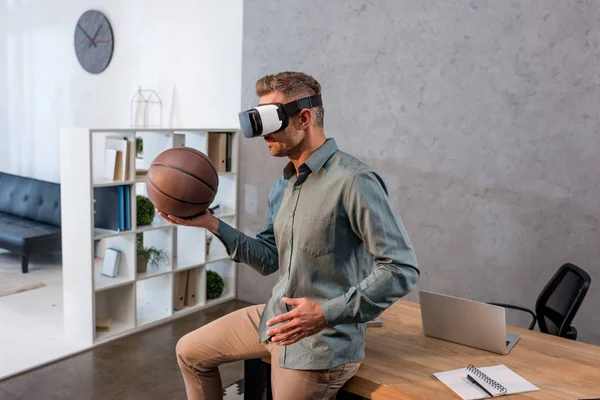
left=137, top=253, right=149, bottom=273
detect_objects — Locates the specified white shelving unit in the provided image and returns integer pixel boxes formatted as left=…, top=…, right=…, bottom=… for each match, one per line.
left=59, top=128, right=239, bottom=345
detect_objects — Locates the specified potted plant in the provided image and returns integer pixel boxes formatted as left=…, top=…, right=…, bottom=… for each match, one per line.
left=136, top=137, right=143, bottom=159
left=136, top=233, right=167, bottom=273
left=137, top=195, right=155, bottom=226
left=206, top=233, right=213, bottom=256
left=206, top=270, right=224, bottom=300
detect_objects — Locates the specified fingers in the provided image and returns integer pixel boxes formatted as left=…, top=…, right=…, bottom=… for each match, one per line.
left=168, top=215, right=187, bottom=225
left=282, top=297, right=303, bottom=306
left=266, top=318, right=300, bottom=337
left=266, top=310, right=295, bottom=327
left=281, top=332, right=305, bottom=346
left=156, top=209, right=188, bottom=226
left=272, top=327, right=303, bottom=343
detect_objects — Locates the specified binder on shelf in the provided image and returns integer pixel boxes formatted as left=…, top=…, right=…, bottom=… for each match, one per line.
left=173, top=270, right=188, bottom=310
left=226, top=132, right=232, bottom=172
left=185, top=268, right=197, bottom=306
left=434, top=364, right=539, bottom=399
left=208, top=133, right=227, bottom=173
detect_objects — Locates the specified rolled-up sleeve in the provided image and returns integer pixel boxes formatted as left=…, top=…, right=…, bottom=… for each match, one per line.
left=321, top=168, right=419, bottom=326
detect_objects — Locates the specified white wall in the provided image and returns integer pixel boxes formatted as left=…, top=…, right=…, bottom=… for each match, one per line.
left=0, top=0, right=243, bottom=182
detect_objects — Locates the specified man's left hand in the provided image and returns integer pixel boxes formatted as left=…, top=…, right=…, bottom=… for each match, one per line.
left=266, top=297, right=327, bottom=346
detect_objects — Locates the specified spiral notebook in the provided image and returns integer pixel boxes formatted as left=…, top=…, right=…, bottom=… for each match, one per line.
left=434, top=364, right=539, bottom=399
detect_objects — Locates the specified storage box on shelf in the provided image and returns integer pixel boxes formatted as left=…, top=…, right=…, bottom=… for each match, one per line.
left=60, top=128, right=239, bottom=346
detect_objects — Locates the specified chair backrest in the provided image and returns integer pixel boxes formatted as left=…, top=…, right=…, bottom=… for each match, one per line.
left=535, top=263, right=591, bottom=338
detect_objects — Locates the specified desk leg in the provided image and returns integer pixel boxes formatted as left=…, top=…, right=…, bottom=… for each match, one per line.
left=244, top=358, right=272, bottom=400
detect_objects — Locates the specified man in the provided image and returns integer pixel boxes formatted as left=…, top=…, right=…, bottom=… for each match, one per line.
left=159, top=71, right=419, bottom=400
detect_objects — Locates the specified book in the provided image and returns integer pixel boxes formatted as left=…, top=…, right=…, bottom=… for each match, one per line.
left=103, top=148, right=118, bottom=180
left=95, top=318, right=112, bottom=332
left=434, top=364, right=539, bottom=399
left=124, top=185, right=131, bottom=230
left=105, top=137, right=129, bottom=180
left=100, top=248, right=121, bottom=278
left=93, top=186, right=121, bottom=231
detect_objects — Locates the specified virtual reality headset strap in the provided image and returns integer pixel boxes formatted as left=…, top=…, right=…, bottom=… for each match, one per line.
left=281, top=94, right=323, bottom=117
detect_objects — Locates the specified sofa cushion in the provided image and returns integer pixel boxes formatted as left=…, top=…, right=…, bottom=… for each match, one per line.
left=0, top=212, right=61, bottom=252
left=0, top=172, right=61, bottom=227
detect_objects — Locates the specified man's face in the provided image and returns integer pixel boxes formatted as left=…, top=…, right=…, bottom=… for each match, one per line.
left=259, top=92, right=304, bottom=158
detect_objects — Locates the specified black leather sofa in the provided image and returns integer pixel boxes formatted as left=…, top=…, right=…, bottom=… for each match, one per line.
left=0, top=172, right=61, bottom=273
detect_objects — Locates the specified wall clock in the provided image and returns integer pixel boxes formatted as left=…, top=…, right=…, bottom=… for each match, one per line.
left=74, top=10, right=114, bottom=74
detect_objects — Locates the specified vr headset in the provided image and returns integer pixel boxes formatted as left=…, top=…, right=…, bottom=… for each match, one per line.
left=238, top=94, right=322, bottom=138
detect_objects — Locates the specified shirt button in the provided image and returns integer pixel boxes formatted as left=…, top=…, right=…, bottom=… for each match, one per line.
left=288, top=239, right=292, bottom=245
left=289, top=212, right=294, bottom=217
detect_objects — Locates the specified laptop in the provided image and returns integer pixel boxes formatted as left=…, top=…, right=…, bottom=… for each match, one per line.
left=419, top=290, right=521, bottom=355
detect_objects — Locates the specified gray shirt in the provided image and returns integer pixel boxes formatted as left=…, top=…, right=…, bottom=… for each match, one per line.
left=216, top=138, right=419, bottom=370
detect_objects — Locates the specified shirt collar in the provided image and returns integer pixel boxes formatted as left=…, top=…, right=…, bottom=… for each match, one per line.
left=283, top=138, right=338, bottom=180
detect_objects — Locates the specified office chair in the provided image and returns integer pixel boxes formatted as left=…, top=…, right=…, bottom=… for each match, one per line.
left=489, top=263, right=591, bottom=340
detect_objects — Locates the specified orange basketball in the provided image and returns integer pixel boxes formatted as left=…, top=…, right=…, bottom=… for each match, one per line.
left=145, top=147, right=218, bottom=218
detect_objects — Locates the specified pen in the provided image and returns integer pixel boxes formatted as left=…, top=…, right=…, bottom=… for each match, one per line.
left=467, top=373, right=494, bottom=397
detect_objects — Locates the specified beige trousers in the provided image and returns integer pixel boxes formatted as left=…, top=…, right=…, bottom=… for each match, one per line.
left=176, top=304, right=361, bottom=400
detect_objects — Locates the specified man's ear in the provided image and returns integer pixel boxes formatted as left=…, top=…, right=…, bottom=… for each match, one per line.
left=298, top=108, right=312, bottom=130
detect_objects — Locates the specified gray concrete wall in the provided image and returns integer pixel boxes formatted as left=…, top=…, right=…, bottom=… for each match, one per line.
left=238, top=0, right=600, bottom=345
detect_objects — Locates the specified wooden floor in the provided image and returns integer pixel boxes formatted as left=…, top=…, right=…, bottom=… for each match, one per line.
left=0, top=299, right=252, bottom=400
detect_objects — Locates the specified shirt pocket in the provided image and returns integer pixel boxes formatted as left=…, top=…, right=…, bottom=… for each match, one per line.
left=298, top=216, right=335, bottom=257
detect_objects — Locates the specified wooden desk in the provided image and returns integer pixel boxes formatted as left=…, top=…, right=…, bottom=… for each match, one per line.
left=246, top=300, right=600, bottom=399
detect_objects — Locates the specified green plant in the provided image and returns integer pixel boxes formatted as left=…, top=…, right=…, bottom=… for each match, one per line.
left=206, top=270, right=224, bottom=300
left=137, top=195, right=155, bottom=226
left=136, top=233, right=167, bottom=269
left=136, top=137, right=143, bottom=155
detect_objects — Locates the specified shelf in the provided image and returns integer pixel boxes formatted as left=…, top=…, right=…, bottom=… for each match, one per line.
left=95, top=284, right=135, bottom=342
left=136, top=268, right=171, bottom=282
left=93, top=178, right=137, bottom=188
left=174, top=225, right=206, bottom=270
left=213, top=209, right=236, bottom=219
left=94, top=228, right=133, bottom=240
left=206, top=259, right=236, bottom=302
left=136, top=306, right=171, bottom=327
left=206, top=293, right=236, bottom=308
left=136, top=219, right=173, bottom=233
left=136, top=274, right=172, bottom=327
left=206, top=252, right=230, bottom=264
left=60, top=126, right=239, bottom=350
left=174, top=262, right=202, bottom=272
left=95, top=320, right=135, bottom=342
left=94, top=259, right=135, bottom=292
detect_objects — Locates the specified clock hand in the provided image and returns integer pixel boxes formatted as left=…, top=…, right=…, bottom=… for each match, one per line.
left=77, top=23, right=96, bottom=47
left=89, top=24, right=103, bottom=48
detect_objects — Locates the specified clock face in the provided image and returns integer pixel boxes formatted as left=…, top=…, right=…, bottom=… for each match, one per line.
left=74, top=10, right=114, bottom=74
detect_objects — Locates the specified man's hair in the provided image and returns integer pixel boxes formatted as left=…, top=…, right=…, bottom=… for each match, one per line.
left=255, top=71, right=324, bottom=128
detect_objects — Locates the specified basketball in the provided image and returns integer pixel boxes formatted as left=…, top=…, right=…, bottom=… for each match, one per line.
left=145, top=147, right=219, bottom=218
